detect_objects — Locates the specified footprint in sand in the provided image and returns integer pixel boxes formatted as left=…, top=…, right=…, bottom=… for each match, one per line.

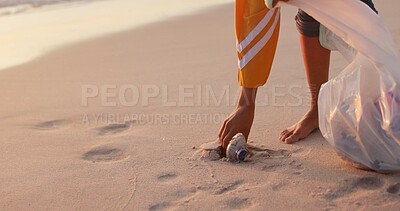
left=225, top=197, right=252, bottom=210
left=149, top=202, right=170, bottom=211
left=82, top=146, right=128, bottom=163
left=247, top=145, right=291, bottom=159
left=97, top=121, right=133, bottom=135
left=157, top=173, right=178, bottom=182
left=288, top=160, right=305, bottom=175
left=350, top=176, right=384, bottom=190
left=262, top=159, right=304, bottom=175
left=34, top=119, right=65, bottom=130
left=214, top=180, right=244, bottom=195
left=386, top=183, right=400, bottom=194
left=262, top=162, right=286, bottom=172
left=323, top=176, right=384, bottom=201
left=271, top=182, right=288, bottom=191
left=247, top=145, right=297, bottom=173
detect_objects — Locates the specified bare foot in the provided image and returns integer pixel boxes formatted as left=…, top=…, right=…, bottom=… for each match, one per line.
left=279, top=109, right=319, bottom=144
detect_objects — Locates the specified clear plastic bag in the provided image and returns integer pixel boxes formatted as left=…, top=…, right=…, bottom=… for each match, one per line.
left=318, top=41, right=400, bottom=172
left=281, top=0, right=400, bottom=172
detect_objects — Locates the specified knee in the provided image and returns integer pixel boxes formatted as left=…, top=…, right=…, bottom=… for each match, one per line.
left=295, top=9, right=320, bottom=38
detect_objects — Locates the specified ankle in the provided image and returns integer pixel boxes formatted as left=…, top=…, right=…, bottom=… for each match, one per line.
left=306, top=107, right=319, bottom=120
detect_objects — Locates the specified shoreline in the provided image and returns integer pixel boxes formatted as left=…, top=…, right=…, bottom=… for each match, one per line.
left=0, top=0, right=232, bottom=72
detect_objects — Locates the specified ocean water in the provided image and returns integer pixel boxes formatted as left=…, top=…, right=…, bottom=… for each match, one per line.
left=0, top=0, right=95, bottom=15
left=0, top=0, right=233, bottom=71
left=0, top=0, right=80, bottom=7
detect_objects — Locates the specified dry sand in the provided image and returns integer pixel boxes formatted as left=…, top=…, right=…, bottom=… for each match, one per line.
left=0, top=1, right=400, bottom=210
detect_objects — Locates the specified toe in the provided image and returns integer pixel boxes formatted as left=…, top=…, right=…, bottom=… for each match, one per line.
left=284, top=132, right=301, bottom=144
left=280, top=129, right=289, bottom=136
left=280, top=130, right=293, bottom=142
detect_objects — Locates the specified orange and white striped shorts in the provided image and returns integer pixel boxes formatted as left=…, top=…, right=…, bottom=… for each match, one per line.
left=235, top=0, right=281, bottom=88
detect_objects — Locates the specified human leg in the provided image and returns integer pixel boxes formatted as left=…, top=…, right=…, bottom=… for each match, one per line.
left=280, top=1, right=377, bottom=144
left=280, top=10, right=330, bottom=144
left=280, top=36, right=330, bottom=144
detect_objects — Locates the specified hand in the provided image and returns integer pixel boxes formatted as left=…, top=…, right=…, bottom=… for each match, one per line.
left=218, top=88, right=257, bottom=151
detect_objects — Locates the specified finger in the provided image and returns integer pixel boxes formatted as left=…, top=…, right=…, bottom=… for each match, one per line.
left=220, top=126, right=228, bottom=146
left=219, top=123, right=229, bottom=146
left=220, top=120, right=231, bottom=145
left=218, top=119, right=228, bottom=139
left=222, top=130, right=236, bottom=151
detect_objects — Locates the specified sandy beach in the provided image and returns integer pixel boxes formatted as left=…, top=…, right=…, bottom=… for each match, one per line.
left=1, top=0, right=399, bottom=210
